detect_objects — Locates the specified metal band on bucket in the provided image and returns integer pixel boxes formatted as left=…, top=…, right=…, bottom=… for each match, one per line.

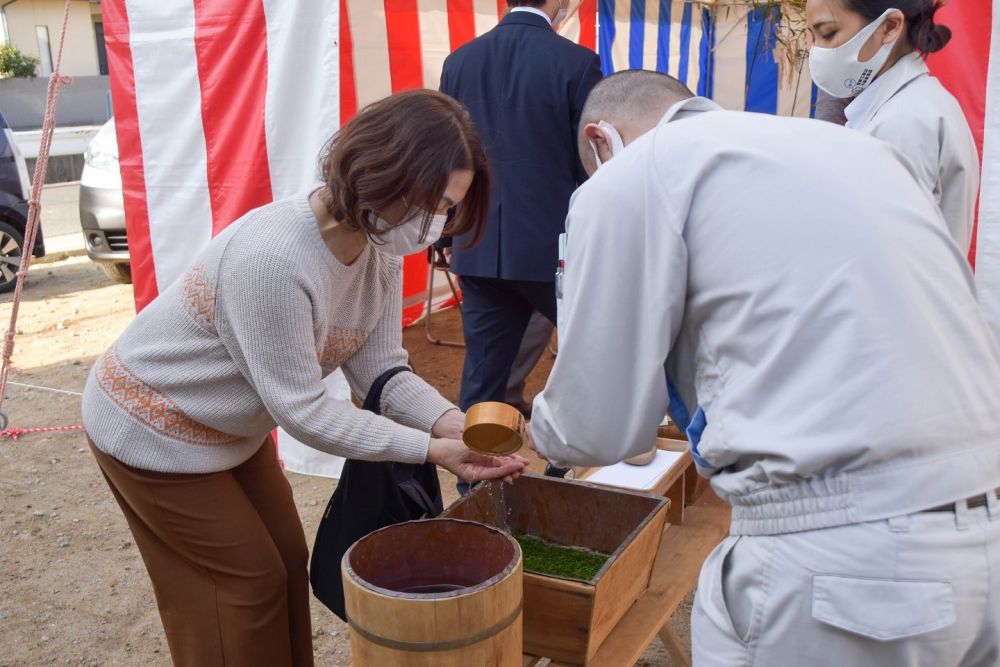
left=346, top=602, right=523, bottom=653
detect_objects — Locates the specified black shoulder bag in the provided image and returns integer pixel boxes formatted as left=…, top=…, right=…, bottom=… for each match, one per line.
left=309, top=366, right=444, bottom=620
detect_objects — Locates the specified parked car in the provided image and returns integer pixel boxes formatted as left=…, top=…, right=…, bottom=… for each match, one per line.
left=0, top=112, right=45, bottom=293
left=79, top=119, right=131, bottom=284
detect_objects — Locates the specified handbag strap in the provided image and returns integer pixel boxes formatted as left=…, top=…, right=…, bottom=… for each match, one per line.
left=362, top=366, right=441, bottom=517
left=362, top=366, right=411, bottom=415
left=396, top=474, right=440, bottom=517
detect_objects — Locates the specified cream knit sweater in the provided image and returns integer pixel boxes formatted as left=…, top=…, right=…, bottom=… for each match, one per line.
left=82, top=194, right=455, bottom=473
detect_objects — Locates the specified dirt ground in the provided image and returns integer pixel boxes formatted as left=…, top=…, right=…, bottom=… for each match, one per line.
left=0, top=255, right=692, bottom=666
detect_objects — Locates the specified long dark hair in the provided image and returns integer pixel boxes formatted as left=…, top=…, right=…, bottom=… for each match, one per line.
left=319, top=90, right=491, bottom=247
left=842, top=0, right=951, bottom=54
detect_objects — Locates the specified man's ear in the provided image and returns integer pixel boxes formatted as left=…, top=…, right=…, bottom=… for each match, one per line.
left=583, top=123, right=612, bottom=169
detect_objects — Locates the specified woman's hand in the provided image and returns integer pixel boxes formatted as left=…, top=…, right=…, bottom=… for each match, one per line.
left=427, top=438, right=529, bottom=485
left=432, top=408, right=465, bottom=440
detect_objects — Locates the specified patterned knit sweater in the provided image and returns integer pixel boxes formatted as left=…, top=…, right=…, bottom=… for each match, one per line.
left=82, top=194, right=455, bottom=473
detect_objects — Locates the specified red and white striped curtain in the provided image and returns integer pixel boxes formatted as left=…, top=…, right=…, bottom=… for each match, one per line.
left=100, top=1, right=596, bottom=476
left=102, top=0, right=596, bottom=321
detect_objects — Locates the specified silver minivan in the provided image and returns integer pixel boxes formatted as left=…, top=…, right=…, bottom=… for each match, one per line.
left=79, top=118, right=130, bottom=284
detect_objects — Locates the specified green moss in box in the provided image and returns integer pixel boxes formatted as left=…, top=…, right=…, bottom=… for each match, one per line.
left=515, top=534, right=610, bottom=582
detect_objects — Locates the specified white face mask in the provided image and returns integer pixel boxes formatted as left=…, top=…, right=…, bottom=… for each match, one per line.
left=809, top=8, right=899, bottom=99
left=370, top=209, right=447, bottom=256
left=553, top=2, right=569, bottom=26
left=589, top=121, right=625, bottom=169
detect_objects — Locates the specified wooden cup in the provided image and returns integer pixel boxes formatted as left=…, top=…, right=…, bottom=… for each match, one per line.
left=463, top=402, right=525, bottom=456
left=624, top=447, right=657, bottom=466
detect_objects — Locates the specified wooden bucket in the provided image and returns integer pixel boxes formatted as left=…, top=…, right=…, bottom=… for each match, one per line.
left=342, top=518, right=524, bottom=666
left=463, top=401, right=525, bottom=455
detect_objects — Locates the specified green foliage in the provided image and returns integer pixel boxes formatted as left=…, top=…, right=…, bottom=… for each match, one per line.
left=515, top=534, right=610, bottom=582
left=0, top=44, right=39, bottom=79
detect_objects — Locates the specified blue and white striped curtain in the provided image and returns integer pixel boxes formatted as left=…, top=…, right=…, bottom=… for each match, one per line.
left=598, top=0, right=818, bottom=117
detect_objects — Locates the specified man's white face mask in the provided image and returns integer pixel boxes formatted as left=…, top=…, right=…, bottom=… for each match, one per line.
left=370, top=207, right=447, bottom=257
left=553, top=0, right=569, bottom=25
left=809, top=8, right=899, bottom=98
left=589, top=121, right=625, bottom=170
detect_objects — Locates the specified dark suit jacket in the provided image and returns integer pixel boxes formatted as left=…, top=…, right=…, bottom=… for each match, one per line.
left=440, top=11, right=602, bottom=282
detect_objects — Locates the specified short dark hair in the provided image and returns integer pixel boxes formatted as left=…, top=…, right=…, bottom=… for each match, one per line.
left=841, top=0, right=951, bottom=54
left=319, top=90, right=491, bottom=247
left=507, top=1, right=546, bottom=7
left=581, top=70, right=694, bottom=121
left=578, top=70, right=694, bottom=172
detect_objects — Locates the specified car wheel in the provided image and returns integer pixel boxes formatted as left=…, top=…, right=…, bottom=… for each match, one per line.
left=0, top=221, right=24, bottom=294
left=100, top=262, right=132, bottom=285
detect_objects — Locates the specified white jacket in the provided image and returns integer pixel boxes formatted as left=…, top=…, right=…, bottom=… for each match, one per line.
left=531, top=100, right=1000, bottom=535
left=847, top=52, right=980, bottom=253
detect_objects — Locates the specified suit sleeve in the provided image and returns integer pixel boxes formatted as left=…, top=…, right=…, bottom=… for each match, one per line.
left=571, top=54, right=604, bottom=184
left=531, top=147, right=684, bottom=467
left=439, top=55, right=453, bottom=96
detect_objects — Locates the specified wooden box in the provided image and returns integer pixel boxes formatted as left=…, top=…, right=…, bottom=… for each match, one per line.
left=441, top=473, right=669, bottom=665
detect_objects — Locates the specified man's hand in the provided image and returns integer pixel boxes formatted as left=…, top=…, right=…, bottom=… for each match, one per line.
left=432, top=408, right=465, bottom=440
left=524, top=421, right=546, bottom=461
left=427, top=438, right=529, bottom=485
left=527, top=422, right=571, bottom=478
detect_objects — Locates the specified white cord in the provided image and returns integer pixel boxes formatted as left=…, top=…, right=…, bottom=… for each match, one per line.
left=7, top=381, right=83, bottom=397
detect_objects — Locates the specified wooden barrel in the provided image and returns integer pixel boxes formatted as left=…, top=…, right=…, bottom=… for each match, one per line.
left=342, top=518, right=523, bottom=666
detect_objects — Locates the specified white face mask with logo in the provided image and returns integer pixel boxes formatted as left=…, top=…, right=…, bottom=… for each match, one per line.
left=589, top=121, right=625, bottom=169
left=370, top=207, right=447, bottom=257
left=809, top=8, right=900, bottom=98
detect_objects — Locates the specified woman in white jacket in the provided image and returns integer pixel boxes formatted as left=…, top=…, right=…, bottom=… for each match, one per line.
left=806, top=0, right=979, bottom=253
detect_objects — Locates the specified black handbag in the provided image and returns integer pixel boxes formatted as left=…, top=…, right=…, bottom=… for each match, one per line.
left=309, top=366, right=444, bottom=620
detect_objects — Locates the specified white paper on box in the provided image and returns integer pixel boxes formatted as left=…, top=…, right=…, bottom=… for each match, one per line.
left=585, top=449, right=685, bottom=491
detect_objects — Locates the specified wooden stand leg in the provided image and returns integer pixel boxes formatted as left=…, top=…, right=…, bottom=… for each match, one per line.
left=666, top=475, right=686, bottom=525
left=684, top=462, right=701, bottom=505
left=658, top=623, right=692, bottom=667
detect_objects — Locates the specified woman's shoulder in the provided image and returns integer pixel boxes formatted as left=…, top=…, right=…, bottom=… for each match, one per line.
left=883, top=74, right=966, bottom=128
left=221, top=196, right=325, bottom=267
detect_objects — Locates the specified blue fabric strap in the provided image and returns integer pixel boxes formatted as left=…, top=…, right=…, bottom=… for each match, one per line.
left=666, top=373, right=713, bottom=470
left=686, top=407, right=712, bottom=469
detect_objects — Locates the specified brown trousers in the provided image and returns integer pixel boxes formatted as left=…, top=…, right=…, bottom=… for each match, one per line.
left=89, top=437, right=314, bottom=667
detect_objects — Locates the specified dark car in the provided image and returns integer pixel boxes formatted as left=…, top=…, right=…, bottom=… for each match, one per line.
left=0, top=112, right=45, bottom=292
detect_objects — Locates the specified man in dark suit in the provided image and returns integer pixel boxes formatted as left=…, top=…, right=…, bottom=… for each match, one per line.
left=439, top=0, right=602, bottom=413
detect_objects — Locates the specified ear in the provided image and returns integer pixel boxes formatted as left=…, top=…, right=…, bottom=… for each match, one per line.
left=882, top=10, right=905, bottom=45
left=583, top=123, right=613, bottom=166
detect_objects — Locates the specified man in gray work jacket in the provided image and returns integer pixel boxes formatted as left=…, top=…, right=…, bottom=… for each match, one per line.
left=531, top=70, right=1000, bottom=666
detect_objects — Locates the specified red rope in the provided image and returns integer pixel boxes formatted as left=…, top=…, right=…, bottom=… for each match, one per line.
left=0, top=424, right=85, bottom=441
left=0, top=0, right=74, bottom=429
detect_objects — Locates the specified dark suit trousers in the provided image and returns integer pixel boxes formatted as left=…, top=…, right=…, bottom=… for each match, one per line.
left=458, top=275, right=557, bottom=411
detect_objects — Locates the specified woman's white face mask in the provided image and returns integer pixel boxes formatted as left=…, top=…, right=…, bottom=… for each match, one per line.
left=370, top=208, right=447, bottom=257
left=589, top=121, right=625, bottom=169
left=809, top=8, right=900, bottom=98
